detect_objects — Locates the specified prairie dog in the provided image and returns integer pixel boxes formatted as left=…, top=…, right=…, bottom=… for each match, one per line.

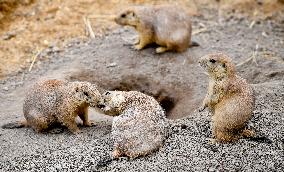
left=2, top=79, right=101, bottom=134
left=98, top=91, right=167, bottom=158
left=115, top=5, right=198, bottom=53
left=199, top=53, right=255, bottom=143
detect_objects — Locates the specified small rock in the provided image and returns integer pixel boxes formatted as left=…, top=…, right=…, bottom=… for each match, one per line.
left=3, top=87, right=8, bottom=91
left=107, top=63, right=117, bottom=68
left=54, top=164, right=62, bottom=170
left=262, top=31, right=268, bottom=37
left=43, top=40, right=49, bottom=46
left=52, top=46, right=61, bottom=52
left=2, top=31, right=17, bottom=40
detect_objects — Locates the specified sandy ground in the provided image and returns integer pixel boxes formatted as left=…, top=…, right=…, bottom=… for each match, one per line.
left=1, top=0, right=283, bottom=77
left=0, top=6, right=284, bottom=172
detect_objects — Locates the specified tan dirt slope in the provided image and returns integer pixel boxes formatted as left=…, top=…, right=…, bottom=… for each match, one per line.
left=0, top=0, right=283, bottom=78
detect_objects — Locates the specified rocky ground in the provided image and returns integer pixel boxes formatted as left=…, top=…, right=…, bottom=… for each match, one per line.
left=0, top=7, right=283, bottom=172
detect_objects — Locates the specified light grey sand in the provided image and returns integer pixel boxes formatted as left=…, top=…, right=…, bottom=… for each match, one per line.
left=0, top=8, right=283, bottom=171
left=0, top=81, right=283, bottom=171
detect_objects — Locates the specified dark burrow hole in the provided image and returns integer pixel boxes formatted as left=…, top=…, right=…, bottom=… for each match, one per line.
left=110, top=80, right=177, bottom=115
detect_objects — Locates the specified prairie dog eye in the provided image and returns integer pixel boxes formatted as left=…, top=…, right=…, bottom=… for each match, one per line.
left=222, top=63, right=226, bottom=68
left=105, top=92, right=111, bottom=95
left=121, top=14, right=126, bottom=18
left=83, top=91, right=89, bottom=97
left=209, top=59, right=216, bottom=63
left=97, top=104, right=105, bottom=109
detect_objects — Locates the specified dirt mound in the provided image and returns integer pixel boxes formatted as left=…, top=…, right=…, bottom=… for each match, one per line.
left=0, top=6, right=283, bottom=171
left=1, top=0, right=283, bottom=78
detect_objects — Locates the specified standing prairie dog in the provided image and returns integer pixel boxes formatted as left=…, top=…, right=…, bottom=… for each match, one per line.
left=98, top=91, right=167, bottom=159
left=2, top=79, right=101, bottom=134
left=114, top=5, right=199, bottom=53
left=199, top=53, right=255, bottom=143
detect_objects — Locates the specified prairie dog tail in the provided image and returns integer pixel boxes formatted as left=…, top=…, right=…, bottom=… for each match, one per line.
left=242, top=129, right=272, bottom=144
left=1, top=120, right=27, bottom=129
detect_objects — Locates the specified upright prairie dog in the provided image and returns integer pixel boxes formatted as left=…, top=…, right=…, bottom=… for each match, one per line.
left=115, top=5, right=198, bottom=53
left=98, top=91, right=167, bottom=159
left=199, top=53, right=255, bottom=143
left=2, top=79, right=101, bottom=134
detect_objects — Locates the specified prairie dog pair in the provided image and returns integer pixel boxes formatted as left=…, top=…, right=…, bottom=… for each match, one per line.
left=2, top=81, right=167, bottom=159
left=115, top=5, right=198, bottom=53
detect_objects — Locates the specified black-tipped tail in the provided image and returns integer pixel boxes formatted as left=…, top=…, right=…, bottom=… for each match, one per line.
left=242, top=129, right=272, bottom=144
left=2, top=121, right=26, bottom=129
left=190, top=41, right=200, bottom=47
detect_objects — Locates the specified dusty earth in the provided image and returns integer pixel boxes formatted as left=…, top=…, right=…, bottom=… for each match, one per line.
left=0, top=4, right=284, bottom=172
left=1, top=0, right=283, bottom=77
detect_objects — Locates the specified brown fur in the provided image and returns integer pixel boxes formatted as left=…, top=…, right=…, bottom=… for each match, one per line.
left=199, top=53, right=255, bottom=143
left=115, top=5, right=196, bottom=53
left=2, top=79, right=101, bottom=134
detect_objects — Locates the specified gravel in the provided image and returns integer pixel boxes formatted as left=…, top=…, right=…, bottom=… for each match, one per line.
left=0, top=8, right=283, bottom=171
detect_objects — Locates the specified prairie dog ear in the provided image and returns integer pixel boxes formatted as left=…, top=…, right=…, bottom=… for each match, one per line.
left=126, top=10, right=137, bottom=18
left=128, top=10, right=136, bottom=17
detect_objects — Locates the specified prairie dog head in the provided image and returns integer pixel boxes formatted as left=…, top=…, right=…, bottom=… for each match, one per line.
left=115, top=9, right=140, bottom=27
left=72, top=82, right=102, bottom=107
left=199, top=53, right=236, bottom=80
left=97, top=91, right=127, bottom=116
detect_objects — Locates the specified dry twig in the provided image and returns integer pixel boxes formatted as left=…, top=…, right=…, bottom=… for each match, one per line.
left=252, top=44, right=259, bottom=65
left=236, top=44, right=259, bottom=67
left=29, top=49, right=42, bottom=72
left=249, top=20, right=256, bottom=29
left=83, top=17, right=95, bottom=39
left=192, top=27, right=207, bottom=35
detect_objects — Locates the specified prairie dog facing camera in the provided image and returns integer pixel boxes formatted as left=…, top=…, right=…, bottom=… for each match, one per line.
left=199, top=53, right=255, bottom=143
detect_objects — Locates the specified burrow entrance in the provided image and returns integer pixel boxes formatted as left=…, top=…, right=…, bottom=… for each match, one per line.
left=68, top=71, right=202, bottom=119
left=110, top=77, right=177, bottom=115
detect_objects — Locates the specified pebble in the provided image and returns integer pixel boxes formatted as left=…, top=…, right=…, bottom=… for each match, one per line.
left=107, top=62, right=117, bottom=68
left=2, top=31, right=17, bottom=40
left=3, top=87, right=8, bottom=91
